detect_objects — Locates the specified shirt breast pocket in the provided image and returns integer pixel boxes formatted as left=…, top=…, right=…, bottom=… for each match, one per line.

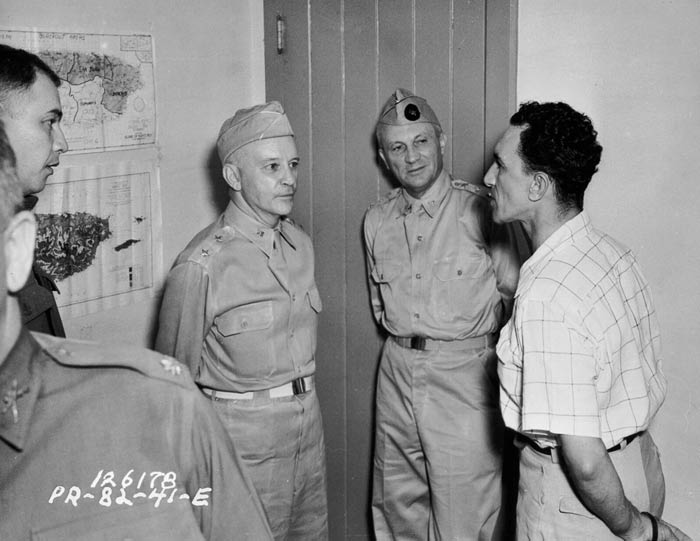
left=431, top=252, right=487, bottom=317
left=215, top=302, right=273, bottom=336
left=214, top=302, right=275, bottom=377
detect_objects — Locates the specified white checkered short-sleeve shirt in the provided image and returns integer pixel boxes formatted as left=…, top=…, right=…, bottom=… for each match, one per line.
left=497, top=211, right=667, bottom=449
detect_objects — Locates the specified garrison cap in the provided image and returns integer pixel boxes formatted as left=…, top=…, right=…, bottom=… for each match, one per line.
left=217, top=101, right=294, bottom=163
left=377, top=88, right=441, bottom=132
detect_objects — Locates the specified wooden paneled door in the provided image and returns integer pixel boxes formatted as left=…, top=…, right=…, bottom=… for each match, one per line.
left=264, top=2, right=517, bottom=538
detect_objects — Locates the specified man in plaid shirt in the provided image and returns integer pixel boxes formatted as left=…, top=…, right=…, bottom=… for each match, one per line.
left=484, top=101, right=690, bottom=540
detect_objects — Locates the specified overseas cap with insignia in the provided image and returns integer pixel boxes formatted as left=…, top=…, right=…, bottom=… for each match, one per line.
left=217, top=101, right=294, bottom=164
left=377, top=88, right=441, bottom=135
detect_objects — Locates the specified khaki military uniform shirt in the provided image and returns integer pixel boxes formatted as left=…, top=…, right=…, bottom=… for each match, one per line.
left=156, top=201, right=321, bottom=392
left=364, top=172, right=521, bottom=340
left=0, top=330, right=273, bottom=541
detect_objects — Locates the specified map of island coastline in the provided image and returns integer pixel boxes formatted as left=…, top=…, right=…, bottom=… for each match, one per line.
left=0, top=30, right=155, bottom=152
left=35, top=212, right=112, bottom=282
left=33, top=166, right=157, bottom=315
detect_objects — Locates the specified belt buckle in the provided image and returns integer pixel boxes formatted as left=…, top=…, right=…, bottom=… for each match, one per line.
left=410, top=336, right=426, bottom=350
left=292, top=377, right=307, bottom=395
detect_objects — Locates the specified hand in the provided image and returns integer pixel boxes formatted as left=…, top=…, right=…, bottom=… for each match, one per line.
left=622, top=512, right=694, bottom=541
left=657, top=517, right=694, bottom=541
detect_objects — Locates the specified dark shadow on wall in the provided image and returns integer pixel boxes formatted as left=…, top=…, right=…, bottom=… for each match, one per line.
left=205, top=145, right=230, bottom=215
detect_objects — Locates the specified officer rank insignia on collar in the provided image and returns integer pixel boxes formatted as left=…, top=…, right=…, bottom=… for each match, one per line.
left=1, top=379, right=29, bottom=424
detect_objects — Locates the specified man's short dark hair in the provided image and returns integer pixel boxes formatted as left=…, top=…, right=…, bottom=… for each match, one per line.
left=0, top=120, right=22, bottom=230
left=0, top=44, right=61, bottom=106
left=510, top=101, right=603, bottom=211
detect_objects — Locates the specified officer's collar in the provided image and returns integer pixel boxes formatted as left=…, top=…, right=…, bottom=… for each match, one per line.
left=0, top=329, right=42, bottom=452
left=224, top=201, right=296, bottom=256
left=400, top=172, right=450, bottom=218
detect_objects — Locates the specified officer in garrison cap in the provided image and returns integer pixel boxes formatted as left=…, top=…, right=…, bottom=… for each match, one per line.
left=363, top=89, right=527, bottom=540
left=0, top=124, right=272, bottom=539
left=156, top=101, right=328, bottom=540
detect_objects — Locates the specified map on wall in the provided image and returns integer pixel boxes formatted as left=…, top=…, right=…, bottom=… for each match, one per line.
left=33, top=161, right=162, bottom=317
left=0, top=30, right=156, bottom=152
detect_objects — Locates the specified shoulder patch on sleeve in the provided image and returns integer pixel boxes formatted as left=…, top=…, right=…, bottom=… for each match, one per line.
left=33, top=334, right=195, bottom=390
left=451, top=178, right=491, bottom=199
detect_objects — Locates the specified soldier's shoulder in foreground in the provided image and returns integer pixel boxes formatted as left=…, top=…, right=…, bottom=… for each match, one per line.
left=32, top=333, right=195, bottom=391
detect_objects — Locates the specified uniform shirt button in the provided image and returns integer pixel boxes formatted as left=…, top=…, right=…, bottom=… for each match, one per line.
left=241, top=320, right=248, bottom=329
left=415, top=273, right=421, bottom=279
left=292, top=294, right=296, bottom=302
left=413, top=313, right=420, bottom=319
left=457, top=269, right=463, bottom=276
left=417, top=235, right=423, bottom=241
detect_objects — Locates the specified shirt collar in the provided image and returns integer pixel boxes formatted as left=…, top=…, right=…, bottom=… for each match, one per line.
left=223, top=201, right=296, bottom=256
left=399, top=172, right=451, bottom=218
left=520, top=210, right=592, bottom=284
left=0, top=329, right=43, bottom=451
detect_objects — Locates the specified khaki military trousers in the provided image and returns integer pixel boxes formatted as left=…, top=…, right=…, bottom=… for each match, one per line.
left=515, top=431, right=665, bottom=540
left=372, top=338, right=505, bottom=541
left=210, top=388, right=328, bottom=541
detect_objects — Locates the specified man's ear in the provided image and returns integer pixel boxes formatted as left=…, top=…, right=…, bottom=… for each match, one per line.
left=5, top=210, right=36, bottom=294
left=378, top=148, right=388, bottom=169
left=528, top=172, right=551, bottom=202
left=223, top=163, right=242, bottom=192
left=439, top=132, right=447, bottom=155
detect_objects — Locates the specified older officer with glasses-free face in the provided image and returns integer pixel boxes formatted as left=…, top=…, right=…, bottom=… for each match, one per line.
left=364, top=88, right=525, bottom=540
left=156, top=101, right=328, bottom=541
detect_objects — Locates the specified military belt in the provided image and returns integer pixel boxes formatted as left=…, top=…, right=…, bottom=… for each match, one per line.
left=201, top=376, right=313, bottom=401
left=391, top=333, right=495, bottom=351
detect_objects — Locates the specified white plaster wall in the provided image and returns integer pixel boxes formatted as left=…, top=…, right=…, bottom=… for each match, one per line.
left=518, top=1, right=700, bottom=536
left=1, top=0, right=265, bottom=346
